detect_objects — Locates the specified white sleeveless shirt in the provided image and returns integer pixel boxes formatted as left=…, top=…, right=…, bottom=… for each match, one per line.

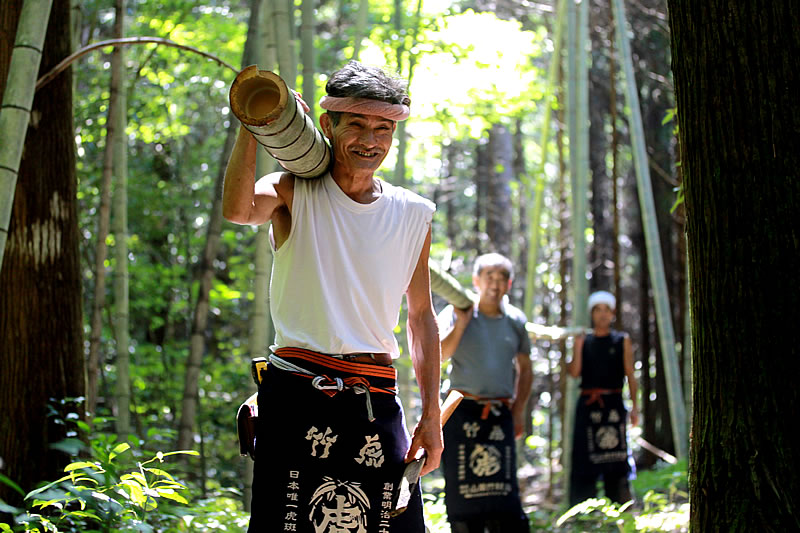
left=270, top=173, right=435, bottom=357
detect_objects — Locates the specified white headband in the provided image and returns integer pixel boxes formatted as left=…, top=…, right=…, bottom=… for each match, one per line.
left=588, top=291, right=616, bottom=312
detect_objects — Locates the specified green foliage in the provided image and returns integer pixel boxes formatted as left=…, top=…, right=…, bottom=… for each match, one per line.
left=1, top=439, right=199, bottom=533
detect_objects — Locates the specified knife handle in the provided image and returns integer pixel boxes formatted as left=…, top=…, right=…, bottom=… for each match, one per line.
left=440, top=390, right=464, bottom=426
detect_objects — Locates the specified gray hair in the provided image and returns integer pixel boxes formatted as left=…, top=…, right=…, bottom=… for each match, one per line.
left=473, top=253, right=514, bottom=280
left=325, top=61, right=410, bottom=125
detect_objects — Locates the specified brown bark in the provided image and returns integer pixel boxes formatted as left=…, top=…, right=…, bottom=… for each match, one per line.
left=667, top=1, right=800, bottom=529
left=0, top=0, right=84, bottom=503
left=486, top=124, right=513, bottom=258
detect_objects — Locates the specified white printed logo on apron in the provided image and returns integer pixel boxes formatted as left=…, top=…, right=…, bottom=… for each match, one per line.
left=469, top=443, right=502, bottom=477
left=308, top=477, right=370, bottom=533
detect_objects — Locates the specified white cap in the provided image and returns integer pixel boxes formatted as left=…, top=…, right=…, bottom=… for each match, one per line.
left=588, top=290, right=616, bottom=312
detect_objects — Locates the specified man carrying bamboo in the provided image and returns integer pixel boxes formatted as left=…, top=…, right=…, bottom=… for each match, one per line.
left=223, top=60, right=442, bottom=532
left=437, top=253, right=532, bottom=533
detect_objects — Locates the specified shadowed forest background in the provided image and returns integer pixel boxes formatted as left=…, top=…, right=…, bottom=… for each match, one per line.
left=1, top=0, right=798, bottom=531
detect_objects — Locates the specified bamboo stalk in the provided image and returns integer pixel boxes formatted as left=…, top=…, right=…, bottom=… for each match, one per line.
left=611, top=0, right=688, bottom=459
left=428, top=259, right=476, bottom=310
left=524, top=0, right=567, bottom=318
left=229, top=66, right=331, bottom=178
left=428, top=259, right=587, bottom=341
left=111, top=0, right=131, bottom=436
left=0, top=0, right=54, bottom=271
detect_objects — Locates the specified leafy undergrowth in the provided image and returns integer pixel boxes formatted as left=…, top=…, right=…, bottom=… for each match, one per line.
left=423, top=460, right=689, bottom=533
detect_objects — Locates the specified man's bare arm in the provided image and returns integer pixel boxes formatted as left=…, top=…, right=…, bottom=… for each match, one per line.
left=566, top=335, right=584, bottom=378
left=222, top=125, right=290, bottom=225
left=511, top=352, right=533, bottom=438
left=439, top=306, right=471, bottom=361
left=405, top=227, right=443, bottom=476
left=623, top=335, right=639, bottom=426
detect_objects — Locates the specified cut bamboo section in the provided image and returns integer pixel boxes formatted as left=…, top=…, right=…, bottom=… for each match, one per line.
left=428, top=259, right=586, bottom=341
left=428, top=259, right=476, bottom=310
left=229, top=65, right=331, bottom=178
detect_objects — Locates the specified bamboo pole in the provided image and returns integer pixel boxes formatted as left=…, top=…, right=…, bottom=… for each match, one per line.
left=0, top=0, right=54, bottom=271
left=300, top=0, right=315, bottom=123
left=110, top=0, right=131, bottom=436
left=524, top=0, right=567, bottom=318
left=611, top=0, right=688, bottom=459
left=229, top=66, right=331, bottom=178
left=428, top=259, right=588, bottom=341
left=561, top=0, right=591, bottom=506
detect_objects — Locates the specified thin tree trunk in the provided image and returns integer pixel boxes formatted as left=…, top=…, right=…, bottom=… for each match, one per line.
left=512, top=119, right=527, bottom=305
left=562, top=0, right=589, bottom=504
left=176, top=0, right=265, bottom=452
left=392, top=0, right=422, bottom=186
left=87, top=0, right=124, bottom=418
left=111, top=0, right=130, bottom=436
left=668, top=2, right=800, bottom=529
left=473, top=141, right=488, bottom=253
left=0, top=0, right=83, bottom=504
left=524, top=0, right=565, bottom=318
left=486, top=124, right=513, bottom=257
left=350, top=0, right=370, bottom=61
left=611, top=0, right=686, bottom=458
left=300, top=0, right=314, bottom=122
left=609, top=18, right=621, bottom=326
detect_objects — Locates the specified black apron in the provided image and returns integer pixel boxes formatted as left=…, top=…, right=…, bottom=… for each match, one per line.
left=442, top=397, right=524, bottom=522
left=248, top=348, right=425, bottom=533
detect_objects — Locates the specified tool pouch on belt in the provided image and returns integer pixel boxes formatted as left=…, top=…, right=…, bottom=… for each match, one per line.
left=236, top=357, right=268, bottom=460
left=237, top=392, right=258, bottom=459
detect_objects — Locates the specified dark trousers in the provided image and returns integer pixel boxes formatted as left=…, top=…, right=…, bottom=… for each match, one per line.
left=450, top=513, right=530, bottom=533
left=569, top=470, right=633, bottom=507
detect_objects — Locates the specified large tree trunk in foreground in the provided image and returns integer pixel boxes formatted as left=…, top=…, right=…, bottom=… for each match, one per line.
left=0, top=0, right=84, bottom=504
left=667, top=2, right=800, bottom=530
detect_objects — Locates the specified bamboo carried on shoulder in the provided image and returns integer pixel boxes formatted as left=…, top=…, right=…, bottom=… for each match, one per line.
left=229, top=66, right=331, bottom=179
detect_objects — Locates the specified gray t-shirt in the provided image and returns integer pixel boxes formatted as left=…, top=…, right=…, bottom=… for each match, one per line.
left=438, top=302, right=531, bottom=398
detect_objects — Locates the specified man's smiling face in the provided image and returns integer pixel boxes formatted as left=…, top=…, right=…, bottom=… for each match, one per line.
left=321, top=112, right=396, bottom=176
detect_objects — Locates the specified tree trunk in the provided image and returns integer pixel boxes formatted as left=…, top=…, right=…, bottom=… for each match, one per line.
left=300, top=0, right=314, bottom=123
left=350, top=0, right=370, bottom=61
left=0, top=0, right=83, bottom=504
left=473, top=140, right=488, bottom=253
left=110, top=0, right=130, bottom=436
left=611, top=0, right=686, bottom=458
left=0, top=0, right=53, bottom=268
left=588, top=1, right=613, bottom=292
left=667, top=2, right=800, bottom=529
left=176, top=0, right=265, bottom=452
left=512, top=119, right=527, bottom=306
left=486, top=124, right=513, bottom=257
left=87, top=0, right=124, bottom=418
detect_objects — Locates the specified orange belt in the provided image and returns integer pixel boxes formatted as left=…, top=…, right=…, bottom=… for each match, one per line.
left=272, top=347, right=398, bottom=396
left=580, top=388, right=622, bottom=408
left=457, top=390, right=512, bottom=420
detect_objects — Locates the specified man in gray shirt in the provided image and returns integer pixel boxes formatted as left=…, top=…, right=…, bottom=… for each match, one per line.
left=438, top=253, right=532, bottom=533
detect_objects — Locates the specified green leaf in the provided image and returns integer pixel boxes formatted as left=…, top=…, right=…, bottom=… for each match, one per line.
left=64, top=461, right=98, bottom=472
left=0, top=473, right=25, bottom=496
left=121, top=472, right=147, bottom=485
left=155, top=488, right=188, bottom=505
left=159, top=450, right=199, bottom=458
left=121, top=479, right=147, bottom=507
left=0, top=499, right=21, bottom=514
left=109, top=442, right=131, bottom=460
left=141, top=467, right=173, bottom=481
